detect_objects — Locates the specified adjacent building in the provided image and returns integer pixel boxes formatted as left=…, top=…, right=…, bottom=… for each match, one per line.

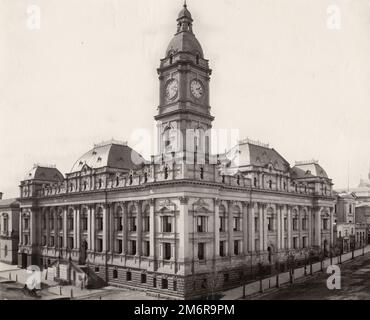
left=16, top=3, right=336, bottom=298
left=0, top=197, right=20, bottom=264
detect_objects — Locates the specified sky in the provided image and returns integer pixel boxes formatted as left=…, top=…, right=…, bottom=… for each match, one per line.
left=0, top=0, right=369, bottom=198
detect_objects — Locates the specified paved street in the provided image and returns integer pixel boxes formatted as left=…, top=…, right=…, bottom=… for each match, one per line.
left=255, top=252, right=370, bottom=300
left=0, top=262, right=161, bottom=300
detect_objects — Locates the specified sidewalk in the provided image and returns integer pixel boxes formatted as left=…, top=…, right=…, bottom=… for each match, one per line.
left=221, top=246, right=370, bottom=300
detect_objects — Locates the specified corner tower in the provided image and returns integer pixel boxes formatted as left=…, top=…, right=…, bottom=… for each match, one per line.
left=155, top=3, right=214, bottom=160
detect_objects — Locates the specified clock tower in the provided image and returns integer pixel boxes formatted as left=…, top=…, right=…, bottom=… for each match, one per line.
left=155, top=3, right=214, bottom=161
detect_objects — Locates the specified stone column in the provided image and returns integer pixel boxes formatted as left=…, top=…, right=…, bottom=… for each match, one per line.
left=308, top=207, right=312, bottom=247
left=214, top=199, right=220, bottom=258
left=90, top=206, right=95, bottom=252
left=178, top=197, right=189, bottom=274
left=109, top=204, right=115, bottom=253
left=63, top=208, right=68, bottom=249
left=259, top=204, right=264, bottom=252
left=315, top=207, right=322, bottom=248
left=277, top=204, right=281, bottom=251
left=242, top=202, right=248, bottom=254
left=54, top=210, right=58, bottom=248
left=19, top=211, right=23, bottom=246
left=75, top=206, right=80, bottom=250
left=287, top=206, right=292, bottom=249
left=45, top=209, right=50, bottom=247
left=263, top=205, right=268, bottom=251
left=30, top=209, right=37, bottom=246
left=149, top=199, right=156, bottom=262
left=136, top=201, right=142, bottom=256
left=102, top=205, right=108, bottom=252
left=248, top=203, right=256, bottom=252
left=227, top=201, right=233, bottom=256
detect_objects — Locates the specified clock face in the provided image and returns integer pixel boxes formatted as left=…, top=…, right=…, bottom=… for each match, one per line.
left=190, top=80, right=204, bottom=99
left=165, top=79, right=178, bottom=101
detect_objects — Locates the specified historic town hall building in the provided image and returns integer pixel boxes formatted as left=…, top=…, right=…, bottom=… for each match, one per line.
left=17, top=3, right=335, bottom=298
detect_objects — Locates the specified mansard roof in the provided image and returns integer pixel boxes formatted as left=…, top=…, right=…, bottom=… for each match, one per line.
left=225, top=139, right=290, bottom=172
left=24, top=165, right=64, bottom=182
left=292, top=161, right=329, bottom=179
left=70, top=140, right=147, bottom=173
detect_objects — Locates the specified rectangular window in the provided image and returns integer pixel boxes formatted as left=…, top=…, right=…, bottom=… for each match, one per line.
left=219, top=217, right=226, bottom=232
left=162, top=278, right=168, bottom=289
left=219, top=241, right=225, bottom=257
left=268, top=217, right=274, bottom=231
left=143, top=216, right=150, bottom=232
left=117, top=240, right=123, bottom=254
left=129, top=217, right=137, bottom=232
left=302, top=218, right=307, bottom=231
left=198, top=243, right=205, bottom=260
left=233, top=217, right=241, bottom=231
left=254, top=217, right=259, bottom=232
left=49, top=236, right=54, bottom=247
left=197, top=216, right=207, bottom=233
left=59, top=236, right=63, bottom=248
left=118, top=217, right=123, bottom=231
left=293, top=218, right=298, bottom=231
left=162, top=217, right=172, bottom=233
left=82, top=217, right=88, bottom=231
left=164, top=243, right=171, bottom=260
left=68, top=237, right=74, bottom=249
left=126, top=271, right=132, bottom=281
left=302, top=236, right=307, bottom=248
left=234, top=240, right=240, bottom=255
left=141, top=274, right=147, bottom=284
left=96, top=239, right=103, bottom=252
left=129, top=240, right=136, bottom=255
left=68, top=218, right=74, bottom=231
left=143, top=241, right=150, bottom=257
left=41, top=217, right=46, bottom=230
left=284, top=218, right=287, bottom=231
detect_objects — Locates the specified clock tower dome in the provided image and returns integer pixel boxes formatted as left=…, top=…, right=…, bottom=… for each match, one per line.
left=155, top=2, right=214, bottom=161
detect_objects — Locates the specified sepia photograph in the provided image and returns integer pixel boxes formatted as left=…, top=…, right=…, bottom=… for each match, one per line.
left=0, top=0, right=370, bottom=312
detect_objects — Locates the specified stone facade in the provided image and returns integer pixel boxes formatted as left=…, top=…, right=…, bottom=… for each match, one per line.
left=17, top=4, right=336, bottom=299
left=0, top=198, right=20, bottom=264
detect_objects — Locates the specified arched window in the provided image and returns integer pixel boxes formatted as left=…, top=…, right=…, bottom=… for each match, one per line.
left=84, top=181, right=87, bottom=190
left=222, top=175, right=225, bottom=183
left=169, top=54, right=173, bottom=64
left=116, top=177, right=119, bottom=187
left=269, top=180, right=272, bottom=189
left=164, top=166, right=169, bottom=180
left=237, top=176, right=240, bottom=186
left=4, top=245, right=7, bottom=257
left=129, top=175, right=133, bottom=185
left=254, top=177, right=257, bottom=187
left=113, top=269, right=118, bottom=279
left=98, top=179, right=103, bottom=189
left=144, top=172, right=148, bottom=183
left=196, top=54, right=200, bottom=65
left=200, top=167, right=204, bottom=180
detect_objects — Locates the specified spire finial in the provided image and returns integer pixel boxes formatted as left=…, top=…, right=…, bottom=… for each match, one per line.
left=184, top=0, right=187, bottom=8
